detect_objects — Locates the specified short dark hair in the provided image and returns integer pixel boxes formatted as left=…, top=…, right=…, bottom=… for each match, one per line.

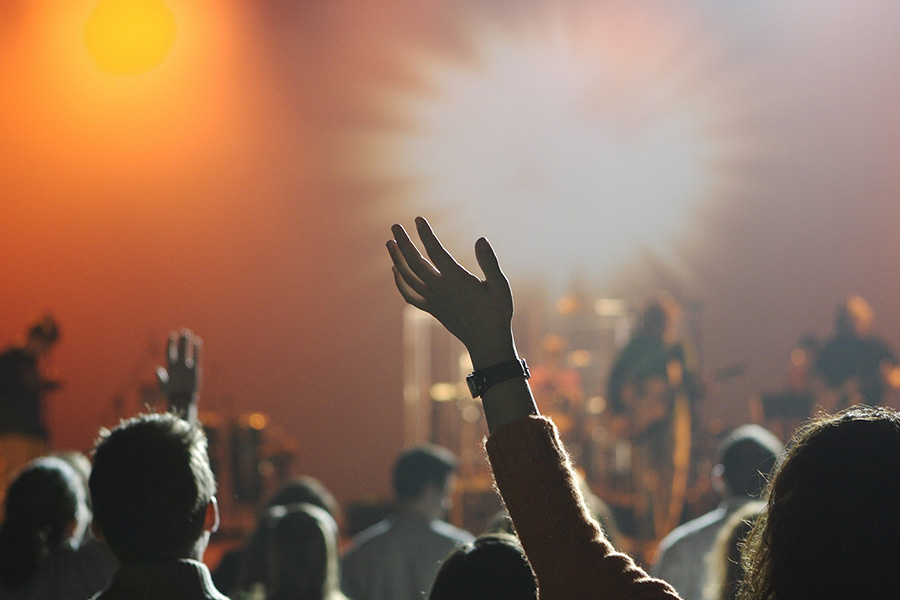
left=429, top=533, right=537, bottom=600
left=89, top=412, right=216, bottom=562
left=266, top=476, right=340, bottom=522
left=716, top=425, right=782, bottom=498
left=392, top=445, right=457, bottom=500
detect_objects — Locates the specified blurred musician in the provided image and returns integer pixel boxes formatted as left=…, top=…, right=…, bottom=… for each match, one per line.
left=814, top=295, right=900, bottom=411
left=606, top=294, right=702, bottom=550
left=0, top=314, right=62, bottom=499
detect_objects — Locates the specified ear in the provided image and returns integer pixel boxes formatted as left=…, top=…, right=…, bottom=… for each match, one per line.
left=65, top=518, right=78, bottom=539
left=90, top=521, right=105, bottom=542
left=204, top=497, right=220, bottom=534
left=711, top=463, right=727, bottom=496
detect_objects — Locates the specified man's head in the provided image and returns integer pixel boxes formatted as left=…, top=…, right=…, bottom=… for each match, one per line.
left=835, top=294, right=873, bottom=337
left=25, top=314, right=59, bottom=355
left=639, top=293, right=681, bottom=342
left=714, top=424, right=782, bottom=499
left=392, top=445, right=458, bottom=516
left=89, top=412, right=217, bottom=563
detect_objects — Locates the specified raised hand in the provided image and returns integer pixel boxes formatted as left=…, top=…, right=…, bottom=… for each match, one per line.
left=156, top=328, right=202, bottom=422
left=387, top=217, right=518, bottom=370
left=388, top=217, right=537, bottom=432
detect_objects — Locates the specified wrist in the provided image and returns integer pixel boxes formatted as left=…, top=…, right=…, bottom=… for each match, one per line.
left=481, top=378, right=539, bottom=433
left=467, top=334, right=517, bottom=371
left=466, top=358, right=530, bottom=399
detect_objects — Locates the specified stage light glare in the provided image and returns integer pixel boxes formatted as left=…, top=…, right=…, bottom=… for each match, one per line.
left=356, top=7, right=746, bottom=290
left=85, top=0, right=177, bottom=75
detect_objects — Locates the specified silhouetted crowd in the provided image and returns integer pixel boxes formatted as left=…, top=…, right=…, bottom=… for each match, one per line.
left=3, top=219, right=900, bottom=600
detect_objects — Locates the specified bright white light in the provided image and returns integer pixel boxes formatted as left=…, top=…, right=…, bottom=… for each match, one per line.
left=357, top=8, right=746, bottom=289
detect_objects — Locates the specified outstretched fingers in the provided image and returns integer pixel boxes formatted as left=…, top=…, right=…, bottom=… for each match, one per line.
left=188, top=333, right=202, bottom=369
left=391, top=265, right=429, bottom=311
left=391, top=223, right=440, bottom=284
left=387, top=238, right=430, bottom=299
left=167, top=331, right=180, bottom=367
left=414, top=217, right=468, bottom=278
left=475, top=237, right=512, bottom=299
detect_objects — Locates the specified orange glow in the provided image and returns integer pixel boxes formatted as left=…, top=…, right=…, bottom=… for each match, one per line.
left=85, top=0, right=177, bottom=75
left=0, top=0, right=267, bottom=200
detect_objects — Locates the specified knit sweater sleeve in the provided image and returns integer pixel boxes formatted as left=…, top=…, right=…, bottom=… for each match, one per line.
left=485, top=415, right=681, bottom=600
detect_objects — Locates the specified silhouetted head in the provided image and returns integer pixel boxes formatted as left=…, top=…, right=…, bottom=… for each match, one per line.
left=266, top=476, right=341, bottom=524
left=740, top=406, right=900, bottom=599
left=0, top=457, right=87, bottom=590
left=714, top=425, right=782, bottom=499
left=835, top=295, right=873, bottom=337
left=639, top=293, right=681, bottom=341
left=25, top=313, right=59, bottom=355
left=54, top=450, right=93, bottom=511
left=429, top=533, right=537, bottom=600
left=89, top=412, right=217, bottom=563
left=235, top=476, right=342, bottom=594
left=392, top=445, right=457, bottom=502
left=260, top=503, right=346, bottom=600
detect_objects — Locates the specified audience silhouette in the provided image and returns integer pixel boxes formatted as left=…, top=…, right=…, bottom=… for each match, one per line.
left=341, top=444, right=474, bottom=600
left=8, top=219, right=900, bottom=600
left=242, top=502, right=349, bottom=600
left=88, top=411, right=224, bottom=600
left=0, top=456, right=110, bottom=600
left=225, top=477, right=342, bottom=597
left=739, top=405, right=900, bottom=599
left=652, top=424, right=782, bottom=600
left=429, top=533, right=537, bottom=600
left=87, top=328, right=227, bottom=600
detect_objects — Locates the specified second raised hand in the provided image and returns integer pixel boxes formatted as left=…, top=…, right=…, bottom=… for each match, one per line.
left=387, top=217, right=518, bottom=369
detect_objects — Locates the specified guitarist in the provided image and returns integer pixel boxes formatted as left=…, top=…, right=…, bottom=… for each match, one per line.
left=606, top=295, right=702, bottom=554
left=0, top=314, right=62, bottom=504
left=814, top=295, right=900, bottom=411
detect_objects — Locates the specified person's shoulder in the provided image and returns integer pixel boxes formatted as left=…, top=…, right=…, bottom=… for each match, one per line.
left=656, top=506, right=728, bottom=554
left=343, top=518, right=393, bottom=557
left=429, top=519, right=475, bottom=544
left=0, top=348, right=26, bottom=368
left=863, top=336, right=895, bottom=357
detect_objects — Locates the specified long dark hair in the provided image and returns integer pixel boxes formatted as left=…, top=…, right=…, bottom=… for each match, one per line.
left=739, top=406, right=900, bottom=599
left=0, top=457, right=83, bottom=590
left=247, top=503, right=347, bottom=600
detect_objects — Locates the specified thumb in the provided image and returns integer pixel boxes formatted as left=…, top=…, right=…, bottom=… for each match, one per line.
left=474, top=237, right=505, bottom=284
left=475, top=237, right=512, bottom=301
left=156, top=366, right=170, bottom=388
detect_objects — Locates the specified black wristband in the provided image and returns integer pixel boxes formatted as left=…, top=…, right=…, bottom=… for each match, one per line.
left=466, top=358, right=530, bottom=398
